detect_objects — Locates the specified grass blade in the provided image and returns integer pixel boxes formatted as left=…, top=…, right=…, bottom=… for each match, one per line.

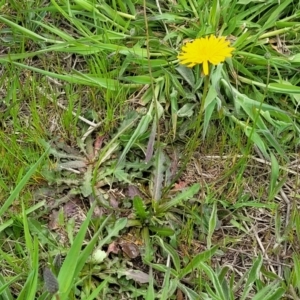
left=0, top=149, right=49, bottom=219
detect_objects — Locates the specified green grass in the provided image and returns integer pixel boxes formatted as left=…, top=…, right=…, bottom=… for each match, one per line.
left=1, top=0, right=300, bottom=299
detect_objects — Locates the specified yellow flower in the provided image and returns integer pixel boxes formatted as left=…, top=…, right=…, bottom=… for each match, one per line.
left=177, top=35, right=235, bottom=75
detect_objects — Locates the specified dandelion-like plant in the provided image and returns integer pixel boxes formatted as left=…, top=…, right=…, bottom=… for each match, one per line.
left=177, top=34, right=235, bottom=161
left=178, top=35, right=234, bottom=76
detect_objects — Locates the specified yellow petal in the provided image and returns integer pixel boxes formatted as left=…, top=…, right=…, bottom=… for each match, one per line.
left=177, top=35, right=235, bottom=72
left=203, top=60, right=209, bottom=75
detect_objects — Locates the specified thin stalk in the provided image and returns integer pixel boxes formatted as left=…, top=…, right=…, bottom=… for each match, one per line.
left=163, top=72, right=210, bottom=196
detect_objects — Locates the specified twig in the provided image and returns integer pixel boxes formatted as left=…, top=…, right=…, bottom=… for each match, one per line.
left=37, top=87, right=102, bottom=128
left=277, top=187, right=290, bottom=277
left=243, top=221, right=276, bottom=274
left=81, top=122, right=104, bottom=142
left=198, top=154, right=299, bottom=176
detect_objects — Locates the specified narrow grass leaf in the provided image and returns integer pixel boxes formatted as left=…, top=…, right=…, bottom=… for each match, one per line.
left=0, top=149, right=48, bottom=219
left=0, top=16, right=51, bottom=42
left=179, top=246, right=218, bottom=278
left=265, top=288, right=285, bottom=300
left=218, top=267, right=232, bottom=300
left=17, top=273, right=34, bottom=300
left=0, top=273, right=18, bottom=300
left=97, top=217, right=127, bottom=248
left=251, top=281, right=283, bottom=300
left=170, top=88, right=178, bottom=138
left=292, top=254, right=300, bottom=291
left=266, top=82, right=300, bottom=94
left=149, top=226, right=175, bottom=237
left=260, top=130, right=286, bottom=160
left=145, top=119, right=157, bottom=163
left=243, top=125, right=269, bottom=159
left=241, top=254, right=263, bottom=300
left=150, top=263, right=177, bottom=277
left=233, top=201, right=276, bottom=209
left=145, top=268, right=155, bottom=300
left=203, top=91, right=218, bottom=139
left=177, top=282, right=200, bottom=300
left=22, top=202, right=33, bottom=265
left=209, top=0, right=220, bottom=30
left=32, top=21, right=75, bottom=42
left=152, top=146, right=166, bottom=201
left=268, top=153, right=279, bottom=200
left=160, top=269, right=173, bottom=299
left=0, top=200, right=46, bottom=233
left=5, top=61, right=120, bottom=90
left=74, top=215, right=112, bottom=277
left=122, top=76, right=154, bottom=84
left=85, top=279, right=109, bottom=300
left=142, top=227, right=153, bottom=263
left=261, top=0, right=293, bottom=31
left=156, top=237, right=181, bottom=273
left=207, top=202, right=217, bottom=249
left=58, top=203, right=96, bottom=299
left=157, top=183, right=200, bottom=213
left=200, top=262, right=226, bottom=300
left=18, top=237, right=39, bottom=300
left=118, top=107, right=153, bottom=164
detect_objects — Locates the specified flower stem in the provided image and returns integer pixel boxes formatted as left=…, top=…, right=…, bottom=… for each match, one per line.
left=195, top=74, right=209, bottom=134
left=200, top=75, right=209, bottom=114
left=163, top=73, right=210, bottom=196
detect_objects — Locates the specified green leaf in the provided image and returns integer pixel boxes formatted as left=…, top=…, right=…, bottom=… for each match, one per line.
left=2, top=61, right=121, bottom=90
left=0, top=16, right=50, bottom=42
left=80, top=165, right=93, bottom=197
left=178, top=282, right=201, bottom=300
left=133, top=196, right=149, bottom=221
left=207, top=202, right=218, bottom=249
left=122, top=75, right=153, bottom=84
left=177, top=103, right=196, bottom=118
left=252, top=281, right=284, bottom=300
left=149, top=226, right=175, bottom=237
left=261, top=0, right=293, bottom=31
left=152, top=146, right=166, bottom=201
left=241, top=254, right=263, bottom=300
left=203, top=97, right=217, bottom=139
left=176, top=65, right=195, bottom=88
left=58, top=203, right=97, bottom=299
left=118, top=106, right=153, bottom=163
left=74, top=215, right=112, bottom=278
left=268, top=83, right=300, bottom=94
left=145, top=268, right=155, bottom=300
left=268, top=153, right=279, bottom=200
left=97, top=217, right=128, bottom=248
left=17, top=237, right=39, bottom=300
left=0, top=273, right=17, bottom=300
left=292, top=254, right=300, bottom=291
left=85, top=279, right=109, bottom=300
left=200, top=262, right=226, bottom=300
left=157, top=183, right=200, bottom=213
left=179, top=246, right=218, bottom=278
left=170, top=88, right=178, bottom=138
left=156, top=237, right=181, bottom=273
left=0, top=149, right=49, bottom=220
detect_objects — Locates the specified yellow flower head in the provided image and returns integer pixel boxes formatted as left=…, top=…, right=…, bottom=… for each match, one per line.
left=177, top=35, right=235, bottom=75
